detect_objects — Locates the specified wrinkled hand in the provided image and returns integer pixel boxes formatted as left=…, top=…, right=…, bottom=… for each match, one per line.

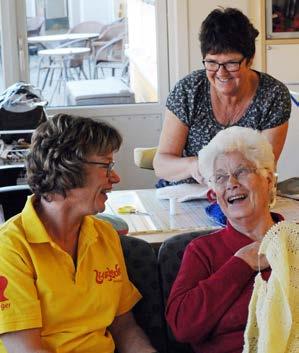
left=235, top=241, right=269, bottom=271
left=189, top=157, right=204, bottom=184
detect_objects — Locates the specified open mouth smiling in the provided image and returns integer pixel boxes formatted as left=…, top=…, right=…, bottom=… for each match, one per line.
left=227, top=194, right=247, bottom=204
left=217, top=77, right=232, bottom=82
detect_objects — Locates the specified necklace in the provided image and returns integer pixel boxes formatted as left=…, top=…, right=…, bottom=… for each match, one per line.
left=211, top=90, right=251, bottom=126
left=211, top=71, right=259, bottom=126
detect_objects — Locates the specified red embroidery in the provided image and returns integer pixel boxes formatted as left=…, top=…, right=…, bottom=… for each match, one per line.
left=0, top=276, right=8, bottom=302
left=94, top=264, right=121, bottom=284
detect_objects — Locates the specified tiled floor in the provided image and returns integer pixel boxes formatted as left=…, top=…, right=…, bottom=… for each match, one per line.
left=29, top=54, right=123, bottom=107
left=0, top=53, right=125, bottom=108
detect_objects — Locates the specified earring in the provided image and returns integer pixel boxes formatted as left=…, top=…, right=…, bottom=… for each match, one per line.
left=207, top=189, right=217, bottom=203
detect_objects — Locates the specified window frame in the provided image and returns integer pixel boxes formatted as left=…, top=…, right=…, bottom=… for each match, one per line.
left=0, top=0, right=169, bottom=116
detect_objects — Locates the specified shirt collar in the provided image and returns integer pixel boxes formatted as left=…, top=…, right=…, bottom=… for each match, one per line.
left=22, top=195, right=52, bottom=243
left=79, top=216, right=100, bottom=246
left=22, top=195, right=100, bottom=245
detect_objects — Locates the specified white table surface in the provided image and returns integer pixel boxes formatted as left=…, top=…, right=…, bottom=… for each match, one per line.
left=38, top=47, right=90, bottom=57
left=28, top=33, right=99, bottom=44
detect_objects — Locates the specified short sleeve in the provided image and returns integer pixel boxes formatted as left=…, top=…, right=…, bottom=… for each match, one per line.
left=0, top=239, right=42, bottom=334
left=259, top=75, right=291, bottom=129
left=166, top=78, right=190, bottom=125
left=165, top=70, right=208, bottom=127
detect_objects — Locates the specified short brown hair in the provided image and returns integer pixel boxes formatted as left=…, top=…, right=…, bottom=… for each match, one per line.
left=26, top=113, right=122, bottom=198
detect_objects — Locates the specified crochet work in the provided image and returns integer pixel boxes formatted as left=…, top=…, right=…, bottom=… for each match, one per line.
left=243, top=221, right=299, bottom=353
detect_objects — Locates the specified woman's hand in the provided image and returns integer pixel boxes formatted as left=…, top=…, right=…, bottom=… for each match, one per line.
left=234, top=241, right=269, bottom=271
left=189, top=157, right=204, bottom=183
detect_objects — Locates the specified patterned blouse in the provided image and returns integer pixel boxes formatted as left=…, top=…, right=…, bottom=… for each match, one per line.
left=166, top=69, right=291, bottom=184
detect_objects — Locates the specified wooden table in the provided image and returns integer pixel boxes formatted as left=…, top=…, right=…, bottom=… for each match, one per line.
left=104, top=189, right=220, bottom=245
left=104, top=189, right=299, bottom=245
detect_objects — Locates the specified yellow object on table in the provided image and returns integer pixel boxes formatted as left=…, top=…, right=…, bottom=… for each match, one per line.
left=117, top=205, right=149, bottom=215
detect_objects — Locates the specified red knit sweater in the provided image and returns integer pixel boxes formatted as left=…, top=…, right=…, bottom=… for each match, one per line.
left=166, top=214, right=283, bottom=353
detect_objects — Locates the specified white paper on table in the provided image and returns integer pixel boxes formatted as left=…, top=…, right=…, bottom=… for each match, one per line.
left=156, top=183, right=210, bottom=202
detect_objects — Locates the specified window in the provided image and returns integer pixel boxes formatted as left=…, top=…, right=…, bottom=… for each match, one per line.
left=25, top=0, right=159, bottom=107
left=0, top=0, right=169, bottom=190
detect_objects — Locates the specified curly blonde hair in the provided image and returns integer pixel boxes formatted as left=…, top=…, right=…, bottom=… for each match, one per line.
left=26, top=113, right=122, bottom=198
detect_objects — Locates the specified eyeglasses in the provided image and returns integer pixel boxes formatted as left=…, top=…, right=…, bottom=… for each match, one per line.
left=202, top=57, right=245, bottom=72
left=209, top=166, right=261, bottom=186
left=82, top=160, right=115, bottom=177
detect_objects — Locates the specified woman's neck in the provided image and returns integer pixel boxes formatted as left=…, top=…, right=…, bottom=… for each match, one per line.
left=211, top=70, right=259, bottom=126
left=34, top=196, right=82, bottom=259
left=230, top=212, right=275, bottom=241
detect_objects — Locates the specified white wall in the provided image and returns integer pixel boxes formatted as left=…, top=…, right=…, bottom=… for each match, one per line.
left=95, top=114, right=161, bottom=190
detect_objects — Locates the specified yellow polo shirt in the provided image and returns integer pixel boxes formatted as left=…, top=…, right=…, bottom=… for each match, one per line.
left=0, top=196, right=141, bottom=353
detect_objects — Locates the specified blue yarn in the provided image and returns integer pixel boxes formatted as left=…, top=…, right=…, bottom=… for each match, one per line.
left=155, top=178, right=171, bottom=188
left=205, top=203, right=227, bottom=226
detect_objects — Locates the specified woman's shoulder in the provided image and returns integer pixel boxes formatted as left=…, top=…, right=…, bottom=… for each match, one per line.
left=188, top=227, right=227, bottom=250
left=258, top=71, right=290, bottom=94
left=91, top=215, right=118, bottom=235
left=0, top=215, right=27, bottom=245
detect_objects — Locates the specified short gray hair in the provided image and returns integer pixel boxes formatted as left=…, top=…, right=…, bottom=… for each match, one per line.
left=198, top=126, right=275, bottom=184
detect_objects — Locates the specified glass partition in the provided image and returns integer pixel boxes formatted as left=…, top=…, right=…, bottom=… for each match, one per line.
left=26, top=0, right=158, bottom=107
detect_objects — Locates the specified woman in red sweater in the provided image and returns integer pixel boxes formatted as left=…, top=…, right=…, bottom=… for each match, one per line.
left=166, top=126, right=282, bottom=353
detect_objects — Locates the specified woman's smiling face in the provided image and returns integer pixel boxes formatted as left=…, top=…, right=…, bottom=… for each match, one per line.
left=212, top=151, right=273, bottom=226
left=204, top=52, right=252, bottom=96
left=66, top=152, right=120, bottom=216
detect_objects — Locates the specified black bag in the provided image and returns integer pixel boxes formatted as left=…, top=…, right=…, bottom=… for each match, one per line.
left=0, top=82, right=47, bottom=144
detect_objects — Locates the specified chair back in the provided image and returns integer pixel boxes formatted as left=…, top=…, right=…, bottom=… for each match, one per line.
left=0, top=185, right=32, bottom=221
left=120, top=235, right=167, bottom=353
left=158, top=230, right=215, bottom=353
left=68, top=21, right=104, bottom=34
left=134, top=147, right=157, bottom=170
left=98, top=22, right=127, bottom=42
left=95, top=36, right=125, bottom=63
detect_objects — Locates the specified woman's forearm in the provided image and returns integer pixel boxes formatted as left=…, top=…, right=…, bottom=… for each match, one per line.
left=153, top=153, right=201, bottom=182
left=110, top=312, right=157, bottom=353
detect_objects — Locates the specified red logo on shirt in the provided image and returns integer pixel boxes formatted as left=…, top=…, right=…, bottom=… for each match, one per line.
left=0, top=276, right=8, bottom=302
left=94, top=264, right=121, bottom=284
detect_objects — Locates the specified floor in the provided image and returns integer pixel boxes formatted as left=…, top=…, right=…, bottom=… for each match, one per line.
left=28, top=53, right=124, bottom=107
left=0, top=52, right=126, bottom=108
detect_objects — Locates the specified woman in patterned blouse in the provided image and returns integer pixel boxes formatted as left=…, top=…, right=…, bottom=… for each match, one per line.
left=153, top=7, right=291, bottom=185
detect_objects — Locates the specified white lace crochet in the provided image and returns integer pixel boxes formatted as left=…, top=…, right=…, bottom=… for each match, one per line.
left=243, top=221, right=299, bottom=353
